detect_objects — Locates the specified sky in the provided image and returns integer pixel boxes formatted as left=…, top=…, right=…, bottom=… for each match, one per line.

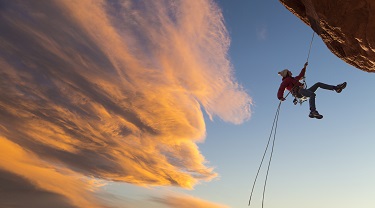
left=0, top=0, right=374, bottom=208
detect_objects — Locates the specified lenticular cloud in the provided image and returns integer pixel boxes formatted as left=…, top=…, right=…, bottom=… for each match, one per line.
left=0, top=0, right=252, bottom=207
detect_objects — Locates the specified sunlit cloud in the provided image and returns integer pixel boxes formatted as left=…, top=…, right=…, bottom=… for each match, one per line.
left=0, top=0, right=252, bottom=206
left=154, top=194, right=230, bottom=208
left=0, top=136, right=102, bottom=208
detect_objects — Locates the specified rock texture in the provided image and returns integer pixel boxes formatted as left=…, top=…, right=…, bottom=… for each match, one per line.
left=280, top=0, right=375, bottom=72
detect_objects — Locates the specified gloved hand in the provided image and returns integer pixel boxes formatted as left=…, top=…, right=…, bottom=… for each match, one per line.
left=304, top=62, right=308, bottom=68
left=279, top=97, right=286, bottom=101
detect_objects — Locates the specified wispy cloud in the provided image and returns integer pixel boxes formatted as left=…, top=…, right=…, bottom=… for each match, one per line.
left=0, top=0, right=252, bottom=206
left=154, top=194, right=230, bottom=208
left=256, top=25, right=268, bottom=40
left=0, top=136, right=102, bottom=208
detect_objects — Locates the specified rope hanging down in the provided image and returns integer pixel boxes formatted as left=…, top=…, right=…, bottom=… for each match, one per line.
left=248, top=101, right=282, bottom=207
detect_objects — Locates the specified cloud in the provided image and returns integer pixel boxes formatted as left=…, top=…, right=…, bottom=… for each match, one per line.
left=256, top=25, right=268, bottom=40
left=154, top=195, right=230, bottom=208
left=0, top=169, right=75, bottom=208
left=0, top=136, right=102, bottom=208
left=0, top=0, right=252, bottom=206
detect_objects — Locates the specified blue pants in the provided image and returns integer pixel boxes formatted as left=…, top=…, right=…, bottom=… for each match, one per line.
left=299, top=82, right=335, bottom=110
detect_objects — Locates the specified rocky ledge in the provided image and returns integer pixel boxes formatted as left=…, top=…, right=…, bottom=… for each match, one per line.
left=280, top=0, right=375, bottom=72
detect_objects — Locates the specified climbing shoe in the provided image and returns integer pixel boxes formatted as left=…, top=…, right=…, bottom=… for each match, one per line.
left=309, top=110, right=323, bottom=119
left=335, top=82, right=347, bottom=93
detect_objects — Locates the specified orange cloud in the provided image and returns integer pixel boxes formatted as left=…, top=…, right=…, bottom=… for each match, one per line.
left=0, top=136, right=101, bottom=208
left=154, top=195, right=230, bottom=208
left=0, top=0, right=252, bottom=206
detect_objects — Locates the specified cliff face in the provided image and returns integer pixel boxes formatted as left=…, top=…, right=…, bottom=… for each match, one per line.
left=280, top=0, right=375, bottom=72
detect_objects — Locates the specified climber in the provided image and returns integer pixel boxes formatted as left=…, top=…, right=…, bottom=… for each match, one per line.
left=277, top=62, right=347, bottom=119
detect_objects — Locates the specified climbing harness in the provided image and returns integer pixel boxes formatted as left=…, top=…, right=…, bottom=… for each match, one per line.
left=292, top=32, right=315, bottom=106
left=248, top=32, right=316, bottom=207
left=292, top=80, right=308, bottom=105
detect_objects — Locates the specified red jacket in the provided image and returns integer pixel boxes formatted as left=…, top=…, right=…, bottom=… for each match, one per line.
left=277, top=67, right=306, bottom=100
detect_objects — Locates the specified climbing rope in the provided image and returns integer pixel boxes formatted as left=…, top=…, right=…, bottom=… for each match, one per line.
left=304, top=32, right=315, bottom=84
left=294, top=32, right=315, bottom=105
left=303, top=32, right=315, bottom=86
left=248, top=101, right=282, bottom=207
left=306, top=32, right=315, bottom=63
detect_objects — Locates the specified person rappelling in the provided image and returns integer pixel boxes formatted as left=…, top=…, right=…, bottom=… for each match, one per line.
left=277, top=62, right=347, bottom=119
left=248, top=33, right=349, bottom=208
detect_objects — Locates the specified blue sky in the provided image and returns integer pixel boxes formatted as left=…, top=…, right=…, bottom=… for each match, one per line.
left=197, top=0, right=375, bottom=207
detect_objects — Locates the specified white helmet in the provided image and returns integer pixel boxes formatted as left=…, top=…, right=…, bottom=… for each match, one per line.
left=278, top=69, right=292, bottom=77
